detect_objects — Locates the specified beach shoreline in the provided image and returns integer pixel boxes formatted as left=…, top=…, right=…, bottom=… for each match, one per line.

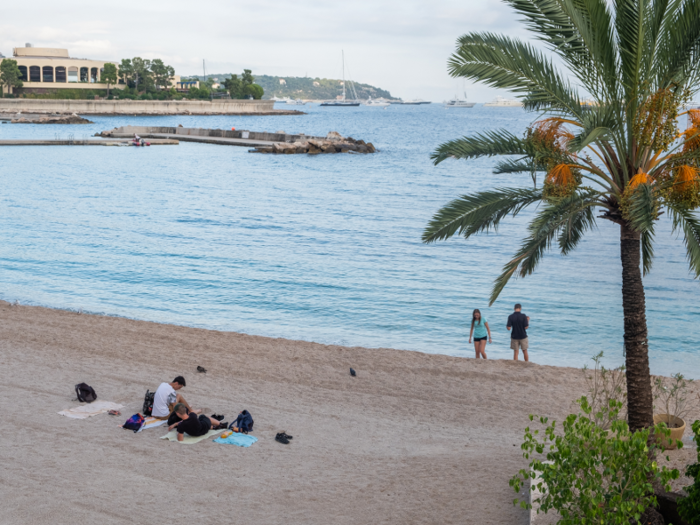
left=1, top=300, right=696, bottom=524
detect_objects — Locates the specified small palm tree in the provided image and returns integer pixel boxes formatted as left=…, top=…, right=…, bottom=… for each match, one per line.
left=423, top=0, right=700, bottom=432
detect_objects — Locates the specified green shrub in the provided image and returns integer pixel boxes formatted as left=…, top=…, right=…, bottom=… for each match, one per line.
left=679, top=420, right=700, bottom=524
left=510, top=397, right=680, bottom=524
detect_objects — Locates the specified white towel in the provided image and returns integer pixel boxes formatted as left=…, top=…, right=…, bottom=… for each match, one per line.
left=58, top=401, right=124, bottom=419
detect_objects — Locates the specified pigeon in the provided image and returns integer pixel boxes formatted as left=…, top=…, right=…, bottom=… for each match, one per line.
left=197, top=366, right=207, bottom=373
left=350, top=368, right=356, bottom=377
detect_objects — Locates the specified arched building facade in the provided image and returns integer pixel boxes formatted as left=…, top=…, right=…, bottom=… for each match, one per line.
left=0, top=45, right=125, bottom=95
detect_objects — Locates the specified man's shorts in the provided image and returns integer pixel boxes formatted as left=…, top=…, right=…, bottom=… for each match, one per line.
left=511, top=338, right=529, bottom=351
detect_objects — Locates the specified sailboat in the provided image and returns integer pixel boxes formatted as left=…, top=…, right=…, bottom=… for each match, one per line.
left=321, top=51, right=360, bottom=107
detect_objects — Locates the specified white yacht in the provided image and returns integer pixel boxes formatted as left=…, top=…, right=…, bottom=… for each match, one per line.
left=483, top=96, right=523, bottom=107
left=402, top=99, right=431, bottom=105
left=443, top=94, right=476, bottom=108
left=286, top=99, right=307, bottom=105
left=364, top=97, right=390, bottom=107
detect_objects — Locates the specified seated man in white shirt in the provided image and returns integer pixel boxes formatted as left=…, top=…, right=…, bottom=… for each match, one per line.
left=151, top=376, right=200, bottom=420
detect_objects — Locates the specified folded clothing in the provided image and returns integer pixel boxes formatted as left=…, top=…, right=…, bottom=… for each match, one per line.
left=214, top=434, right=258, bottom=447
left=58, top=401, right=124, bottom=419
left=160, top=428, right=224, bottom=444
left=139, top=417, right=167, bottom=432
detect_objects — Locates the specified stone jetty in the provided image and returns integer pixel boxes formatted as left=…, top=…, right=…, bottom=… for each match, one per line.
left=100, top=126, right=377, bottom=154
left=7, top=113, right=93, bottom=124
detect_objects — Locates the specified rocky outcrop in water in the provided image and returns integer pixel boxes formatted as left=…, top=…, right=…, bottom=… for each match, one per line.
left=252, top=133, right=377, bottom=155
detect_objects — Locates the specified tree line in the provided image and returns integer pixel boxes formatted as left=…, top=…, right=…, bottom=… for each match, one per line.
left=0, top=56, right=264, bottom=101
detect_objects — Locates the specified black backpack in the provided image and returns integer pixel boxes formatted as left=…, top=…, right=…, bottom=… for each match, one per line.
left=75, top=383, right=97, bottom=403
left=142, top=390, right=155, bottom=416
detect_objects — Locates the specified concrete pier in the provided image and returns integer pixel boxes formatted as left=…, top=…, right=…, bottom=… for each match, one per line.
left=102, top=125, right=321, bottom=148
left=0, top=138, right=178, bottom=146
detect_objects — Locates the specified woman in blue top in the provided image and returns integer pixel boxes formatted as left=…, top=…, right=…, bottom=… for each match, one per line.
left=469, top=309, right=492, bottom=359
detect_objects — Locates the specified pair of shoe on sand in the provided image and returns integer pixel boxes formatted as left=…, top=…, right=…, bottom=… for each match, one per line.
left=275, top=431, right=293, bottom=444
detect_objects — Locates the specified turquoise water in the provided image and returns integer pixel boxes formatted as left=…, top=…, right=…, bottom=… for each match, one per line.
left=1, top=104, right=698, bottom=377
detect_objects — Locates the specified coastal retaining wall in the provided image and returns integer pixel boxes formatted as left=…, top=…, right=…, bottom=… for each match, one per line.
left=0, top=99, right=276, bottom=115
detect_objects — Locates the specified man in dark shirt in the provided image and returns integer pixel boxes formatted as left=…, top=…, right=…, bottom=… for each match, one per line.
left=167, top=403, right=225, bottom=441
left=507, top=303, right=530, bottom=362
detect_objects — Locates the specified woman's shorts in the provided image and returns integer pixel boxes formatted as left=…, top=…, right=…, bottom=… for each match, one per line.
left=474, top=336, right=487, bottom=342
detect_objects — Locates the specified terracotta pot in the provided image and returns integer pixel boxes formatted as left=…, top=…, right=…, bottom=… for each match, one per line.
left=653, top=414, right=686, bottom=450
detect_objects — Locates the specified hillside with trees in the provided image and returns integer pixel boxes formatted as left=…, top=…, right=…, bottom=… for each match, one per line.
left=200, top=74, right=395, bottom=100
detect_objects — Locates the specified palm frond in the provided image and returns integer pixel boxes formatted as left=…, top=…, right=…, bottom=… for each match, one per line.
left=503, top=0, right=618, bottom=99
left=626, top=183, right=658, bottom=234
left=654, top=0, right=700, bottom=90
left=492, top=158, right=546, bottom=174
left=490, top=190, right=601, bottom=304
left=615, top=0, right=646, bottom=104
left=666, top=204, right=700, bottom=278
left=422, top=188, right=543, bottom=244
left=448, top=33, right=582, bottom=115
left=559, top=205, right=598, bottom=255
left=431, top=129, right=527, bottom=165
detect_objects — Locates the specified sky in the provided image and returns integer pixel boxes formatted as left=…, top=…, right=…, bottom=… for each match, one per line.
left=0, top=0, right=530, bottom=102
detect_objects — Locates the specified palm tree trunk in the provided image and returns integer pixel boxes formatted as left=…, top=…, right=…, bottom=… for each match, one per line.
left=620, top=223, right=654, bottom=432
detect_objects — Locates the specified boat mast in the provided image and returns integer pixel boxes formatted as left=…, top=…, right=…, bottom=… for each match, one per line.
left=342, top=50, right=346, bottom=102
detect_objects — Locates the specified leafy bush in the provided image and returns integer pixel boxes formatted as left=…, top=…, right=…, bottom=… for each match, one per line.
left=654, top=373, right=697, bottom=427
left=510, top=397, right=679, bottom=524
left=581, top=352, right=627, bottom=429
left=679, top=420, right=700, bottom=524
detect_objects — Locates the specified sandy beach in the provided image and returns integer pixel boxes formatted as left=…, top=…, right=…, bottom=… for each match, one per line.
left=1, top=301, right=696, bottom=524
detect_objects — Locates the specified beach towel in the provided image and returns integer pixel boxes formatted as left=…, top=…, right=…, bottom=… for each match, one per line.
left=58, top=401, right=124, bottom=419
left=137, top=417, right=167, bottom=432
left=160, top=428, right=224, bottom=444
left=214, top=434, right=258, bottom=447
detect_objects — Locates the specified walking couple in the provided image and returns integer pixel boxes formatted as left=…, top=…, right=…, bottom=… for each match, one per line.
left=468, top=303, right=530, bottom=361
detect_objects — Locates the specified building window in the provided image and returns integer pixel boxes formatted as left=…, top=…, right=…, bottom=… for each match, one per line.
left=18, top=66, right=28, bottom=81
left=29, top=66, right=41, bottom=82
left=68, top=67, right=78, bottom=82
left=55, top=67, right=67, bottom=82
left=43, top=66, right=54, bottom=83
left=90, top=67, right=98, bottom=83
left=80, top=67, right=88, bottom=82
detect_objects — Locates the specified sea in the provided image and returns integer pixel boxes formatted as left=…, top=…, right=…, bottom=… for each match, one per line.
left=1, top=103, right=698, bottom=377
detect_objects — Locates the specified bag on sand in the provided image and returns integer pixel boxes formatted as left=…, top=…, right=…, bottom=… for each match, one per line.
left=142, top=390, right=155, bottom=416
left=123, top=413, right=145, bottom=433
left=75, top=383, right=97, bottom=403
left=230, top=410, right=254, bottom=433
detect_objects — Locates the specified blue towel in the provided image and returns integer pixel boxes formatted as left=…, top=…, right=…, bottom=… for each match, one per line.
left=214, top=433, right=258, bottom=447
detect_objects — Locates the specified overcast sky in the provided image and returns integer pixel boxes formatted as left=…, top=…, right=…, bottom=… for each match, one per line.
left=1, top=0, right=530, bottom=101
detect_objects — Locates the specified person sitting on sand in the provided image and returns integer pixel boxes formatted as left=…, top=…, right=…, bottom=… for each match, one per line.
left=167, top=403, right=226, bottom=441
left=152, top=376, right=200, bottom=419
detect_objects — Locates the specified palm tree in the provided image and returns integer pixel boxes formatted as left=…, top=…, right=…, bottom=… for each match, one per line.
left=423, top=0, right=700, bottom=432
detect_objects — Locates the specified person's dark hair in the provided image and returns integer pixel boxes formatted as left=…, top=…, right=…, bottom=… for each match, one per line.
left=471, top=309, right=481, bottom=330
left=173, top=376, right=186, bottom=387
left=173, top=403, right=187, bottom=415
left=514, top=303, right=522, bottom=310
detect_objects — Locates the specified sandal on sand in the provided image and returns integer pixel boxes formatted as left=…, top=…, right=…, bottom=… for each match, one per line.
left=197, top=366, right=207, bottom=373
left=108, top=409, right=121, bottom=416
left=275, top=433, right=290, bottom=444
left=211, top=414, right=224, bottom=421
left=217, top=422, right=228, bottom=428
left=279, top=431, right=293, bottom=440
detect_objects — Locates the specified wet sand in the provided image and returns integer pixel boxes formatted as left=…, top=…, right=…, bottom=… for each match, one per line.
left=1, top=301, right=695, bottom=524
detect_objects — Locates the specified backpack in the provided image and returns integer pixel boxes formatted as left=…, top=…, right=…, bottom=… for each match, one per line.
left=230, top=410, right=254, bottom=433
left=142, top=390, right=155, bottom=416
left=122, top=413, right=145, bottom=433
left=75, top=383, right=97, bottom=403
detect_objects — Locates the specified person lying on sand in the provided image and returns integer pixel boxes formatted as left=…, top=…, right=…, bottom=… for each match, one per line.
left=152, top=376, right=201, bottom=419
left=167, top=403, right=227, bottom=441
